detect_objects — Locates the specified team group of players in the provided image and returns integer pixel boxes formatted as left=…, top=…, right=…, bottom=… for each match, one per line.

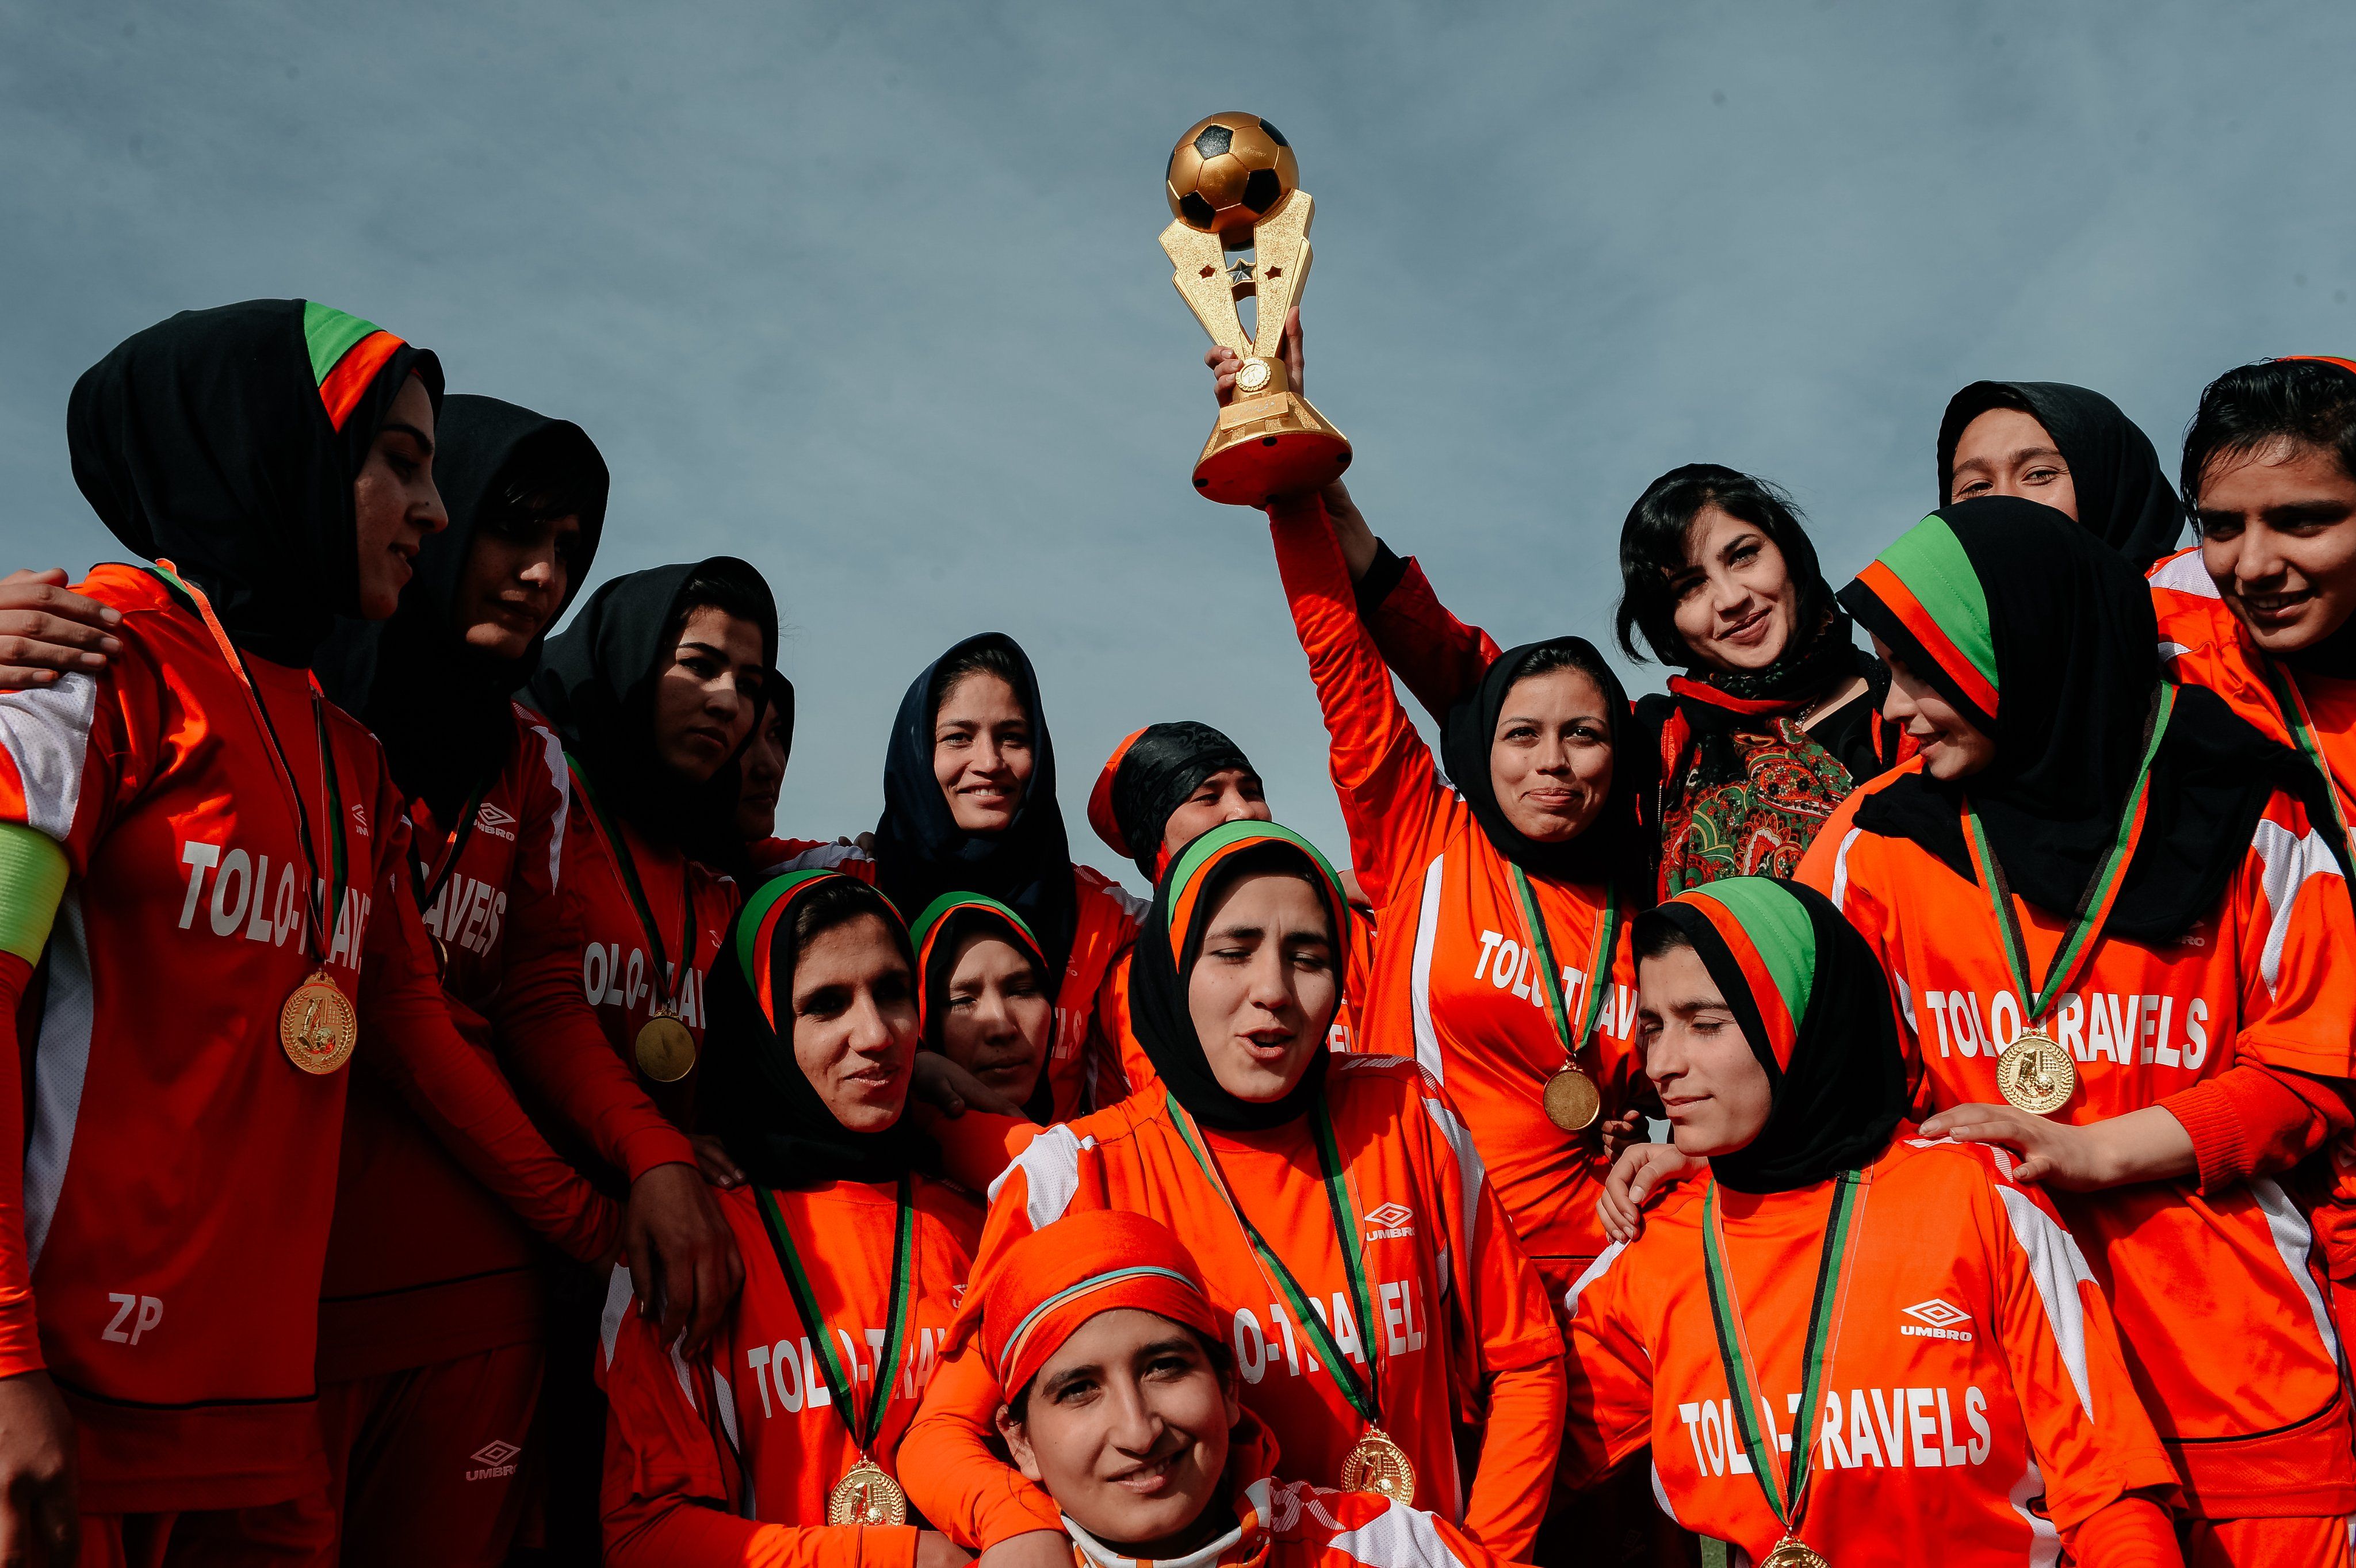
left=0, top=297, right=2349, bottom=1568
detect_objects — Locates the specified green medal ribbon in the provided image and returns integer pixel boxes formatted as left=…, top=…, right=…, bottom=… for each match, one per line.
left=162, top=562, right=350, bottom=964
left=1166, top=1094, right=1382, bottom=1429
left=754, top=1177, right=917, bottom=1455
left=1960, top=684, right=2174, bottom=1026
left=2262, top=661, right=2356, bottom=860
left=1701, top=1171, right=1868, bottom=1541
left=567, top=756, right=694, bottom=1016
left=1508, top=866, right=1617, bottom=1073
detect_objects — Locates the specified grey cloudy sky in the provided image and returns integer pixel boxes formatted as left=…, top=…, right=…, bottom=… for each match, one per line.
left=4, top=1, right=2350, bottom=892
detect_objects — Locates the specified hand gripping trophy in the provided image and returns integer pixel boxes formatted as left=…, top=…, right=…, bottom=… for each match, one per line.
left=1160, top=113, right=1351, bottom=505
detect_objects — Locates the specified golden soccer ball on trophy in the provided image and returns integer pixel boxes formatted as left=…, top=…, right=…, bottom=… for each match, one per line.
left=1165, top=115, right=1299, bottom=248
left=1158, top=113, right=1349, bottom=506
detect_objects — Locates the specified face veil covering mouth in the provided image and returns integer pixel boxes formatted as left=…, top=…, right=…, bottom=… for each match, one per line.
left=1632, top=877, right=1907, bottom=1194
left=68, top=298, right=444, bottom=664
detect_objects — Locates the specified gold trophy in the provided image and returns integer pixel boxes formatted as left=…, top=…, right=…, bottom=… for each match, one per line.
left=1161, top=113, right=1350, bottom=505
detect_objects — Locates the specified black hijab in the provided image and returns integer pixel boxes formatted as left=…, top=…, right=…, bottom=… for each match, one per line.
left=1089, top=721, right=1257, bottom=881
left=524, top=557, right=779, bottom=869
left=1130, top=821, right=1353, bottom=1133
left=1634, top=878, right=1907, bottom=1195
left=1845, top=499, right=2316, bottom=942
left=873, top=633, right=1079, bottom=981
left=700, top=871, right=934, bottom=1187
left=1937, top=381, right=2185, bottom=572
left=316, top=395, right=609, bottom=822
left=68, top=298, right=443, bottom=665
left=1437, top=637, right=1654, bottom=896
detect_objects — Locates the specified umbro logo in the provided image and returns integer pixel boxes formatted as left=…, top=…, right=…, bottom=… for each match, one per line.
left=474, top=801, right=518, bottom=842
left=1900, top=1298, right=1975, bottom=1342
left=1364, top=1203, right=1414, bottom=1240
left=350, top=804, right=370, bottom=837
left=465, top=1439, right=522, bottom=1481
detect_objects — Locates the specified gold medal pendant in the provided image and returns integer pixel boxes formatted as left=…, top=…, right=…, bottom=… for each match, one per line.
left=1338, top=1428, right=1416, bottom=1501
left=1542, top=1066, right=1602, bottom=1133
left=280, top=968, right=358, bottom=1075
left=1996, top=1029, right=2076, bottom=1116
left=1760, top=1535, right=1830, bottom=1568
left=827, top=1456, right=909, bottom=1526
left=634, top=1011, right=697, bottom=1083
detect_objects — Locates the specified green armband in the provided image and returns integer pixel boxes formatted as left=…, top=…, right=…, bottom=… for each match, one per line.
left=0, top=824, right=67, bottom=965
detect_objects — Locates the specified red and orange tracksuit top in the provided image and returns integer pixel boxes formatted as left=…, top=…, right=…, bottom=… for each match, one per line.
left=1062, top=1466, right=1519, bottom=1568
left=1797, top=761, right=2356, bottom=1519
left=564, top=771, right=741, bottom=1132
left=320, top=705, right=697, bottom=1382
left=761, top=842, right=1146, bottom=1120
left=0, top=567, right=610, bottom=1512
left=898, top=1055, right=1567, bottom=1562
left=1565, top=1137, right=2181, bottom=1564
left=1267, top=496, right=1644, bottom=1311
left=597, top=1175, right=980, bottom=1568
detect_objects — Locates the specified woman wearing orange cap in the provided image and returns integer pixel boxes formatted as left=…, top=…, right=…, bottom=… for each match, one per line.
left=899, top=821, right=1564, bottom=1562
left=597, top=870, right=981, bottom=1568
left=972, top=1208, right=1516, bottom=1568
left=1088, top=723, right=1374, bottom=1096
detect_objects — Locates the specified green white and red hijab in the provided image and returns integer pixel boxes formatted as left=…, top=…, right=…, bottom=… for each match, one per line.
left=1839, top=498, right=2322, bottom=944
left=1634, top=877, right=1907, bottom=1194
left=69, top=299, right=443, bottom=664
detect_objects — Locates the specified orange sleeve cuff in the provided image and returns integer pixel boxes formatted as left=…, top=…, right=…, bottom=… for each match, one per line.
left=2162, top=1066, right=2353, bottom=1194
left=2061, top=1496, right=2182, bottom=1567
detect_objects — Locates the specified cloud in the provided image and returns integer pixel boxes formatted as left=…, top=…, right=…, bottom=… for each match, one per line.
left=3, top=0, right=2349, bottom=891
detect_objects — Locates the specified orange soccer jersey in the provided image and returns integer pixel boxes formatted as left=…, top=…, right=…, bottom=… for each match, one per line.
left=1267, top=496, right=1644, bottom=1307
left=598, top=1176, right=981, bottom=1568
left=1800, top=770, right=2356, bottom=1517
left=898, top=1055, right=1566, bottom=1561
left=1565, top=1137, right=2179, bottom=1561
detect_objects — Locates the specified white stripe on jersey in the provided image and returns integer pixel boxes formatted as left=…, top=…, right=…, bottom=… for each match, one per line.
left=24, top=891, right=92, bottom=1269
left=530, top=719, right=568, bottom=890
left=1829, top=827, right=1862, bottom=913
left=990, top=1123, right=1095, bottom=1228
left=1647, top=1461, right=1681, bottom=1527
left=0, top=671, right=100, bottom=842
left=2005, top=1454, right=2063, bottom=1568
left=1995, top=1185, right=2096, bottom=1416
left=1419, top=1093, right=1486, bottom=1243
left=1562, top=1240, right=1627, bottom=1320
left=1408, top=854, right=1445, bottom=1083
left=1324, top=1496, right=1472, bottom=1568
left=760, top=841, right=871, bottom=877
left=600, top=1264, right=636, bottom=1368
left=2251, top=817, right=2341, bottom=995
left=2251, top=1176, right=2338, bottom=1366
left=2149, top=549, right=2219, bottom=596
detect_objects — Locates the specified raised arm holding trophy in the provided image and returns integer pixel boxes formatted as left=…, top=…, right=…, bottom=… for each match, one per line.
left=1161, top=113, right=1351, bottom=504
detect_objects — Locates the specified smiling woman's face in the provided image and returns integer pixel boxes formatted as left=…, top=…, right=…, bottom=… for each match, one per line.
left=933, top=671, right=1035, bottom=833
left=1666, top=504, right=1802, bottom=674
left=651, top=604, right=767, bottom=783
left=791, top=912, right=920, bottom=1133
left=351, top=374, right=447, bottom=619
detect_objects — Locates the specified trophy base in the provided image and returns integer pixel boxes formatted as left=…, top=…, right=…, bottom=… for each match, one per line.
left=1192, top=390, right=1351, bottom=507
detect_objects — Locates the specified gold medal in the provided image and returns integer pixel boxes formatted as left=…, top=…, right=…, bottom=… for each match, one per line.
left=280, top=968, right=358, bottom=1075
left=826, top=1456, right=909, bottom=1526
left=1338, top=1428, right=1416, bottom=1501
left=1996, top=1028, right=2076, bottom=1116
left=1760, top=1536, right=1831, bottom=1568
left=634, top=1012, right=697, bottom=1083
left=1542, top=1066, right=1601, bottom=1133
